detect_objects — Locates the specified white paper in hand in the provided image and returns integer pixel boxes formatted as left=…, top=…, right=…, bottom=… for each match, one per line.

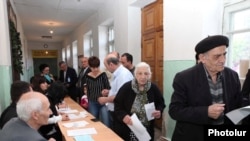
left=226, top=105, right=250, bottom=124
left=127, top=113, right=151, bottom=141
left=144, top=102, right=155, bottom=121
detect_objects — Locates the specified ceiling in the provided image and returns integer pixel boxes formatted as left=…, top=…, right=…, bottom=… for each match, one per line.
left=13, top=0, right=108, bottom=43
left=12, top=0, right=241, bottom=43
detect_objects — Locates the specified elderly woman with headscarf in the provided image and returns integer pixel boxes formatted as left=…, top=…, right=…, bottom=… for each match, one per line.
left=114, top=62, right=166, bottom=141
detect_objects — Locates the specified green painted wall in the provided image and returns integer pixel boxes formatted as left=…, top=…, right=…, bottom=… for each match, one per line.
left=163, top=60, right=195, bottom=140
left=0, top=66, right=12, bottom=113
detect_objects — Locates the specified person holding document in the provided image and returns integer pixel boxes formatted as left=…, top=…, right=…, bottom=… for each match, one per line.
left=114, top=62, right=166, bottom=141
left=168, top=35, right=242, bottom=141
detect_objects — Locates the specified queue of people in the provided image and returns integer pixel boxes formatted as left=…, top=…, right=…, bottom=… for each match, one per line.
left=0, top=53, right=163, bottom=141
left=2, top=35, right=250, bottom=141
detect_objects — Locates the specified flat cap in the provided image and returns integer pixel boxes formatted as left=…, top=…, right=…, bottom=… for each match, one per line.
left=195, top=35, right=229, bottom=54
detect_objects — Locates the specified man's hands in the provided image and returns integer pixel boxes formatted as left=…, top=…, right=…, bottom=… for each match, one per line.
left=101, top=89, right=109, bottom=96
left=208, top=103, right=225, bottom=119
left=98, top=96, right=115, bottom=105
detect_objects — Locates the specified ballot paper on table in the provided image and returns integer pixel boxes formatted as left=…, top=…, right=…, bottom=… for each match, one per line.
left=58, top=107, right=79, bottom=114
left=225, top=105, right=250, bottom=124
left=68, top=112, right=88, bottom=120
left=144, top=102, right=155, bottom=121
left=127, top=113, right=151, bottom=141
left=67, top=127, right=97, bottom=136
left=62, top=121, right=89, bottom=128
left=74, top=135, right=94, bottom=141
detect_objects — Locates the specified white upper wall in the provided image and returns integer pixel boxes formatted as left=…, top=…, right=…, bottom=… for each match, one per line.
left=27, top=42, right=62, bottom=68
left=0, top=0, right=12, bottom=66
left=63, top=0, right=141, bottom=68
left=164, top=0, right=224, bottom=61
left=127, top=6, right=141, bottom=65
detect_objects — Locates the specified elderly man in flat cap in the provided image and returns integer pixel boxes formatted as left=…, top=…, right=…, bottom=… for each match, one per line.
left=169, top=35, right=242, bottom=141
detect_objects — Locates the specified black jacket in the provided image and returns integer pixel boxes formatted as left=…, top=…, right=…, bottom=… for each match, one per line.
left=169, top=63, right=242, bottom=141
left=114, top=81, right=166, bottom=141
left=0, top=103, right=17, bottom=129
left=59, top=67, right=77, bottom=101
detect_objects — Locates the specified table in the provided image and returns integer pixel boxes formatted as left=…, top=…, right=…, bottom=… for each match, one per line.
left=57, top=97, right=124, bottom=141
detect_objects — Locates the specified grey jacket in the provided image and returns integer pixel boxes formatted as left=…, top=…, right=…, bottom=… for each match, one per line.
left=0, top=117, right=47, bottom=141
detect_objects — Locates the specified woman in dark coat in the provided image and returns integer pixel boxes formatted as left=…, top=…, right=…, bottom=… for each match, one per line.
left=114, top=62, right=165, bottom=141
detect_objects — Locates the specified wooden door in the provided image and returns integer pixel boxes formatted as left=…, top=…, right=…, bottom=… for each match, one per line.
left=142, top=32, right=156, bottom=81
left=142, top=0, right=163, bottom=34
left=141, top=0, right=163, bottom=129
left=142, top=3, right=157, bottom=34
left=155, top=31, right=163, bottom=93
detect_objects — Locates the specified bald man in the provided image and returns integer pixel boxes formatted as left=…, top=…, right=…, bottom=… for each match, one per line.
left=110, top=51, right=120, bottom=59
left=0, top=92, right=55, bottom=141
left=99, top=53, right=133, bottom=130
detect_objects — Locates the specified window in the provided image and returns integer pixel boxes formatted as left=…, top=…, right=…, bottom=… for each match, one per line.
left=98, top=20, right=114, bottom=68
left=108, top=25, right=115, bottom=53
left=90, top=35, right=93, bottom=56
left=72, top=40, right=78, bottom=74
left=224, top=0, right=250, bottom=77
left=66, top=45, right=71, bottom=64
left=83, top=31, right=93, bottom=57
left=62, top=47, right=66, bottom=61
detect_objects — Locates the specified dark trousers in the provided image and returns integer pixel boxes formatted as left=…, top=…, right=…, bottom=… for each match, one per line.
left=76, top=87, right=83, bottom=104
left=109, top=111, right=115, bottom=131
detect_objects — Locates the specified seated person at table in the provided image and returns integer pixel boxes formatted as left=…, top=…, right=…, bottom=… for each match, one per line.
left=39, top=82, right=70, bottom=141
left=0, top=92, right=55, bottom=141
left=31, top=74, right=49, bottom=94
left=0, top=81, right=32, bottom=129
left=114, top=62, right=166, bottom=141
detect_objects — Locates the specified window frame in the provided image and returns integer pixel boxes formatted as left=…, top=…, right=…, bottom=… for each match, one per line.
left=223, top=0, right=250, bottom=76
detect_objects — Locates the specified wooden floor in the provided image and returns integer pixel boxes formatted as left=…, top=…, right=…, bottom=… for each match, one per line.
left=154, top=127, right=161, bottom=140
left=154, top=128, right=168, bottom=141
